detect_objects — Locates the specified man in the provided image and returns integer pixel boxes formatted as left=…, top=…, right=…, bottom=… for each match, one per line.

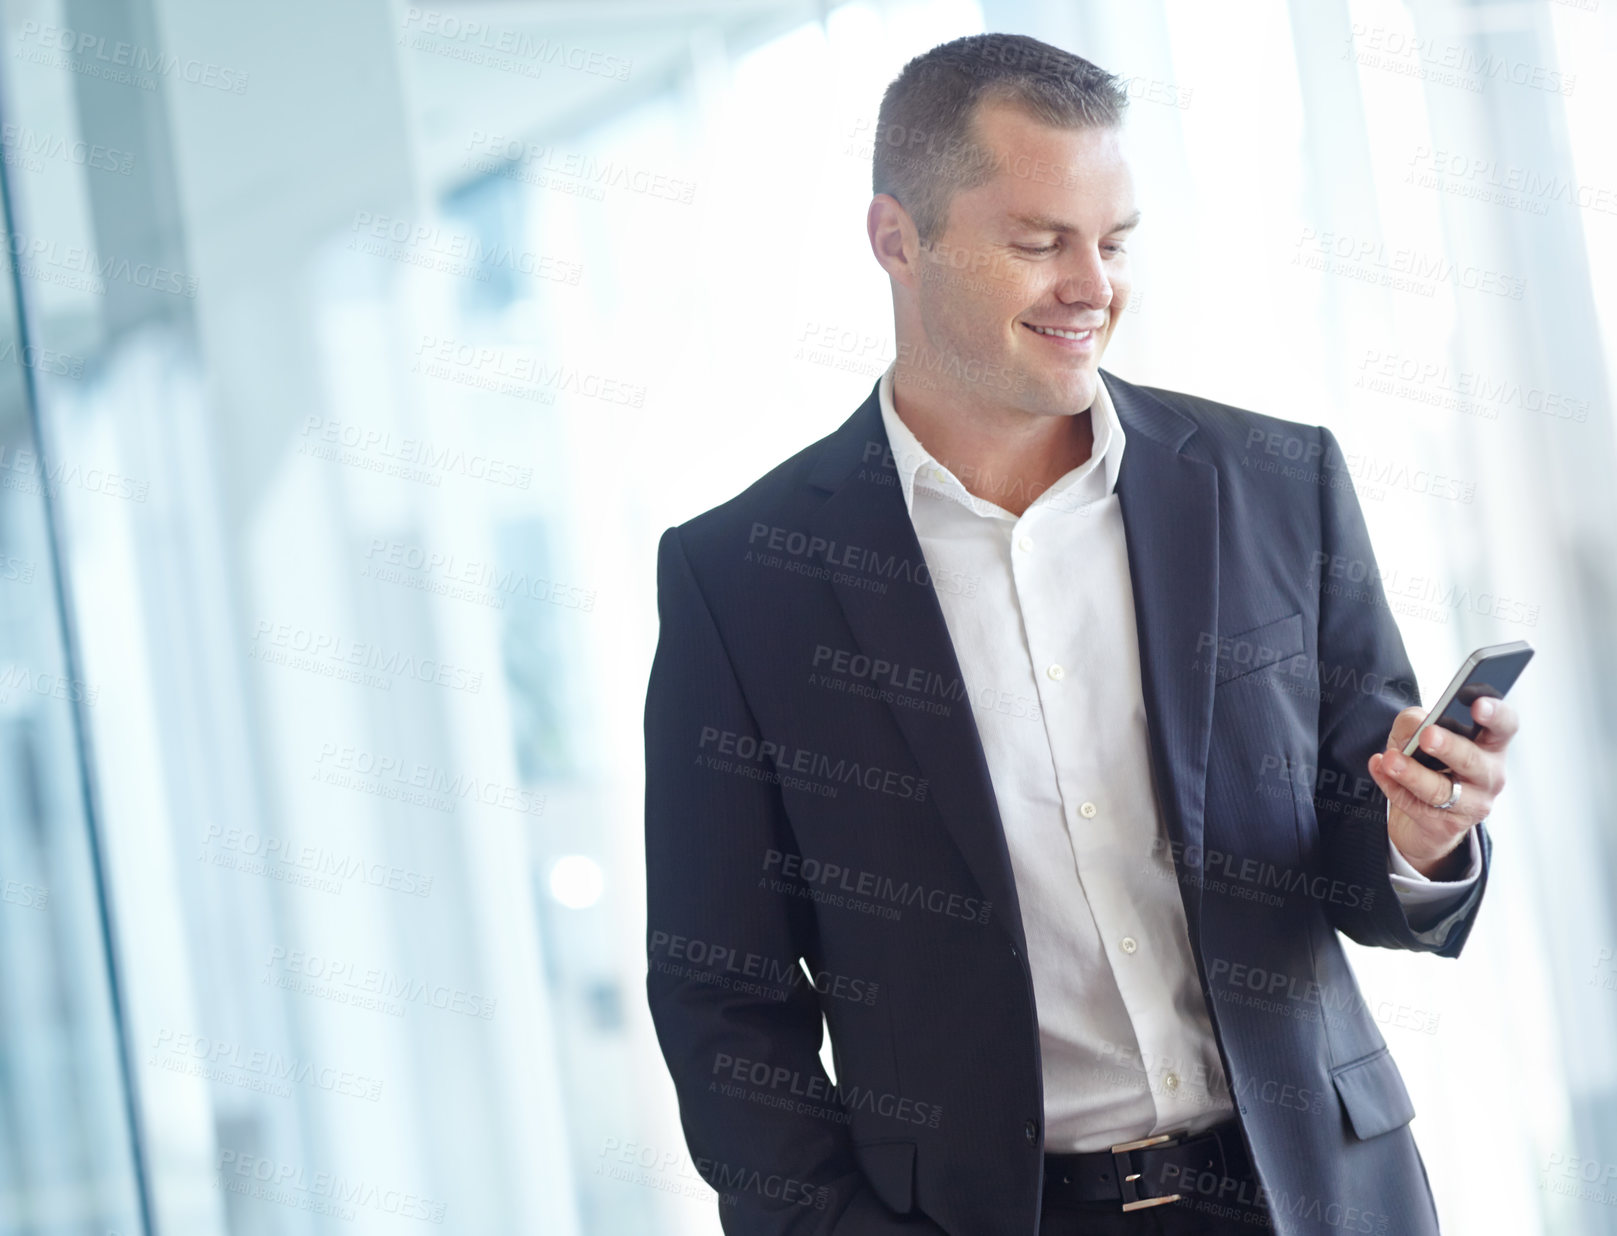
left=644, top=33, right=1516, bottom=1236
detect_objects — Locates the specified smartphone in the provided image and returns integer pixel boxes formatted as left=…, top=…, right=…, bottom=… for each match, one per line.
left=1402, top=640, right=1534, bottom=772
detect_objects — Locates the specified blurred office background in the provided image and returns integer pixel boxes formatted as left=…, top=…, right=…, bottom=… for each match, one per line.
left=0, top=0, right=1613, bottom=1232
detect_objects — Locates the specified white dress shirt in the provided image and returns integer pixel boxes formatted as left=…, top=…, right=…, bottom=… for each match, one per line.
left=875, top=362, right=1479, bottom=1152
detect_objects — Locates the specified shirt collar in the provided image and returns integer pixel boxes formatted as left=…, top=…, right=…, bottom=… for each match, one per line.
left=876, top=360, right=1127, bottom=518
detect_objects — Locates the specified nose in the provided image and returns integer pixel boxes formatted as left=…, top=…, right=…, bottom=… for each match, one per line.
left=1053, top=245, right=1112, bottom=311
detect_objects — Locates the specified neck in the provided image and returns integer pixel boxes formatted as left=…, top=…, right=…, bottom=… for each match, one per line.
left=891, top=365, right=1096, bottom=518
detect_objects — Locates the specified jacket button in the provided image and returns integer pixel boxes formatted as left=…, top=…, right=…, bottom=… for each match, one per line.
left=1010, top=945, right=1019, bottom=958
left=1024, top=1119, right=1038, bottom=1143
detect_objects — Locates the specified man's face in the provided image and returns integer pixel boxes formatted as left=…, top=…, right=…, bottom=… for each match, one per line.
left=910, top=100, right=1138, bottom=417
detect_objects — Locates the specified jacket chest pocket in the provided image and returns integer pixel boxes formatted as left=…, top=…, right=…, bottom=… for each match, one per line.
left=1213, top=611, right=1306, bottom=686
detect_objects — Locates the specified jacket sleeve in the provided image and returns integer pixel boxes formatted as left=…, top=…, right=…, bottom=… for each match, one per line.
left=1311, top=425, right=1491, bottom=956
left=643, top=526, right=949, bottom=1235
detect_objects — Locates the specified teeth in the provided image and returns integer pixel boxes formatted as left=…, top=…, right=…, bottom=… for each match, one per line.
left=1029, top=324, right=1092, bottom=340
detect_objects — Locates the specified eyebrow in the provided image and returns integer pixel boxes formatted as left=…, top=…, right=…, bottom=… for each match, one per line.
left=1009, top=210, right=1142, bottom=235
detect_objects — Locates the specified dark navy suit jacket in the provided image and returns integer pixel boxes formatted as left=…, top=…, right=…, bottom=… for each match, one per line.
left=643, top=369, right=1490, bottom=1235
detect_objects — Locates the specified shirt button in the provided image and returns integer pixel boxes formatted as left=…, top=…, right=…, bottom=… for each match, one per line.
left=1120, top=936, right=1138, bottom=955
left=1046, top=664, right=1064, bottom=681
left=1024, top=1119, right=1039, bottom=1143
left=1164, top=1072, right=1181, bottom=1092
left=1017, top=534, right=1035, bottom=553
left=1079, top=801, right=1097, bottom=819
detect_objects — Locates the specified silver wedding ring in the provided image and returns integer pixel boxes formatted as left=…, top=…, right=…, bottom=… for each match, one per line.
left=1434, top=779, right=1462, bottom=811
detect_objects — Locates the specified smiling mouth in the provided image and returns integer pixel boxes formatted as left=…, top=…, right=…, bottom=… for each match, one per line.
left=1024, top=323, right=1098, bottom=342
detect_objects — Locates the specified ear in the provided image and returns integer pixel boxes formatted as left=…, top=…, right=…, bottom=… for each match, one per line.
left=867, top=194, right=921, bottom=286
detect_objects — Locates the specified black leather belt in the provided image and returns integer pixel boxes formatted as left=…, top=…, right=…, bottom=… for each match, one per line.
left=1042, top=1119, right=1250, bottom=1213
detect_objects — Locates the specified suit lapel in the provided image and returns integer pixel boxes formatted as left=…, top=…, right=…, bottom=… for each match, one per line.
left=1108, top=374, right=1220, bottom=930
left=807, top=386, right=1028, bottom=947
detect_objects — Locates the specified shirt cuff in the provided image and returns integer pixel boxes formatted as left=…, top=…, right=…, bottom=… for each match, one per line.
left=1388, top=825, right=1482, bottom=894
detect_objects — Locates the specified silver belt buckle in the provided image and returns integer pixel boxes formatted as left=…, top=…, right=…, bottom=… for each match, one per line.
left=1110, top=1131, right=1187, bottom=1212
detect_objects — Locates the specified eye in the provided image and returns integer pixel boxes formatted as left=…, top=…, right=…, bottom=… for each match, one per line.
left=1103, top=243, right=1126, bottom=256
left=1016, top=243, right=1058, bottom=255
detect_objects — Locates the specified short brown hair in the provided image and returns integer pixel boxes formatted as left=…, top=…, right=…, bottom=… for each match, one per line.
left=872, top=33, right=1128, bottom=245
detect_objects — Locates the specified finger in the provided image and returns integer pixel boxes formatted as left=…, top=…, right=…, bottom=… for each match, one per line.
left=1377, top=746, right=1461, bottom=810
left=1369, top=753, right=1494, bottom=831
left=1370, top=753, right=1464, bottom=834
left=1471, top=697, right=1519, bottom=750
left=1386, top=706, right=1426, bottom=749
left=1414, top=725, right=1500, bottom=794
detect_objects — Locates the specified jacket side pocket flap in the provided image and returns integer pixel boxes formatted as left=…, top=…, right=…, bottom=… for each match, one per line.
left=853, top=1139, right=915, bottom=1214
left=1330, top=1048, right=1415, bottom=1140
